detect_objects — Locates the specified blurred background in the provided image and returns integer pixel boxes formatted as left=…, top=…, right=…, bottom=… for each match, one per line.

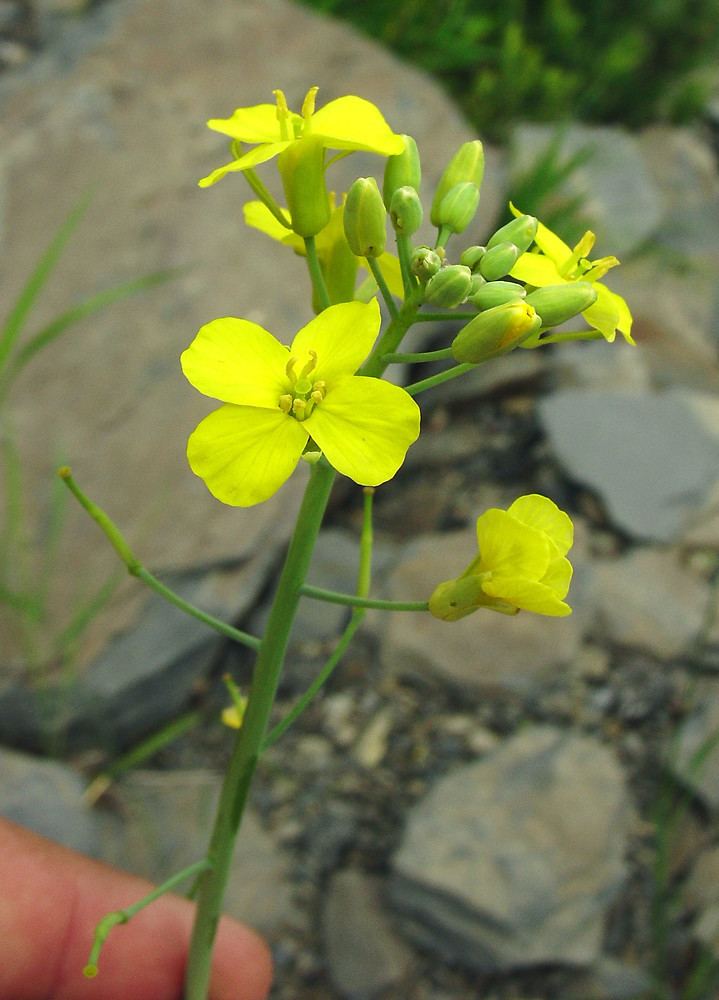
left=1, top=1, right=719, bottom=998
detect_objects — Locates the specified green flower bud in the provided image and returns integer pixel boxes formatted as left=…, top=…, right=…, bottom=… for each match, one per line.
left=478, top=241, right=520, bottom=281
left=389, top=186, right=424, bottom=236
left=424, top=264, right=472, bottom=308
left=467, top=273, right=486, bottom=298
left=382, top=134, right=421, bottom=208
left=431, top=140, right=485, bottom=226
left=277, top=135, right=331, bottom=238
left=410, top=246, right=442, bottom=282
left=469, top=279, right=527, bottom=311
left=459, top=245, right=486, bottom=272
left=435, top=182, right=480, bottom=235
left=343, top=177, right=387, bottom=258
left=451, top=301, right=541, bottom=363
left=486, top=214, right=538, bottom=254
left=525, top=281, right=598, bottom=327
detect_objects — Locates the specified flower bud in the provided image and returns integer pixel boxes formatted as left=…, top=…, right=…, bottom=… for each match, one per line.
left=478, top=241, right=520, bottom=280
left=410, top=245, right=442, bottom=282
left=389, top=186, right=424, bottom=236
left=435, top=182, right=480, bottom=235
left=467, top=273, right=486, bottom=298
left=525, top=281, right=597, bottom=327
left=486, top=214, right=538, bottom=254
left=459, top=245, right=486, bottom=272
left=469, top=279, right=527, bottom=311
left=431, top=140, right=485, bottom=226
left=429, top=575, right=486, bottom=622
left=343, top=177, right=387, bottom=258
left=424, top=264, right=472, bottom=308
left=382, top=134, right=421, bottom=208
left=277, top=135, right=331, bottom=238
left=451, top=301, right=540, bottom=363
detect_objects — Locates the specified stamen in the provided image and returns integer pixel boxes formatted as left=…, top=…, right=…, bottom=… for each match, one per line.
left=310, top=390, right=324, bottom=405
left=301, top=86, right=319, bottom=130
left=562, top=230, right=596, bottom=277
left=278, top=394, right=292, bottom=413
left=273, top=89, right=291, bottom=141
left=299, top=350, right=318, bottom=379
left=292, top=398, right=307, bottom=419
left=285, top=357, right=298, bottom=384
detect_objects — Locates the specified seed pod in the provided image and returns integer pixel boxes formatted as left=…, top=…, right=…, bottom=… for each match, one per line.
left=478, top=241, right=520, bottom=281
left=459, top=245, right=486, bottom=271
left=469, top=280, right=526, bottom=311
left=410, top=246, right=442, bottom=282
left=525, top=281, right=597, bottom=327
left=486, top=214, right=538, bottom=254
left=431, top=140, right=484, bottom=226
left=277, top=135, right=331, bottom=238
left=383, top=134, right=421, bottom=208
left=434, top=182, right=480, bottom=235
left=343, top=177, right=387, bottom=258
left=424, top=264, right=473, bottom=308
left=451, top=301, right=540, bottom=363
left=389, top=186, right=424, bottom=236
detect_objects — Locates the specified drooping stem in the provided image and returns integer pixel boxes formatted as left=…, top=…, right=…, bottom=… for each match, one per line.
left=184, top=460, right=336, bottom=1000
left=395, top=232, right=416, bottom=298
left=405, top=362, right=476, bottom=396
left=304, top=236, right=331, bottom=311
left=300, top=584, right=428, bottom=612
left=382, top=347, right=454, bottom=364
left=242, top=168, right=292, bottom=229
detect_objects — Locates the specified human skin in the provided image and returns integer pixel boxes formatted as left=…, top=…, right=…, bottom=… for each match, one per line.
left=0, top=818, right=272, bottom=1000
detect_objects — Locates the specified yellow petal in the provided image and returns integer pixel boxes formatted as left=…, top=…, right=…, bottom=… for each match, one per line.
left=374, top=252, right=405, bottom=300
left=310, top=96, right=405, bottom=156
left=533, top=218, right=573, bottom=266
left=243, top=200, right=302, bottom=251
left=541, top=555, right=573, bottom=600
left=207, top=104, right=295, bottom=143
left=187, top=404, right=307, bottom=507
left=507, top=494, right=574, bottom=556
left=181, top=317, right=289, bottom=407
left=306, top=376, right=420, bottom=486
left=290, top=300, right=381, bottom=383
left=476, top=509, right=551, bottom=579
left=198, top=142, right=291, bottom=188
left=510, top=252, right=565, bottom=287
left=582, top=283, right=622, bottom=342
left=481, top=575, right=572, bottom=616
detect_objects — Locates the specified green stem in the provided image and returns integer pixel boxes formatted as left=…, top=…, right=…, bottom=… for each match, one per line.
left=184, top=460, right=336, bottom=1000
left=301, top=584, right=428, bottom=612
left=382, top=347, right=454, bottom=364
left=304, top=236, right=331, bottom=311
left=59, top=468, right=260, bottom=652
left=359, top=290, right=422, bottom=378
left=242, top=169, right=292, bottom=229
left=366, top=256, right=399, bottom=319
left=435, top=225, right=451, bottom=250
left=84, top=858, right=212, bottom=978
left=395, top=233, right=416, bottom=299
left=405, top=362, right=476, bottom=396
left=529, top=329, right=605, bottom=346
left=415, top=311, right=476, bottom=322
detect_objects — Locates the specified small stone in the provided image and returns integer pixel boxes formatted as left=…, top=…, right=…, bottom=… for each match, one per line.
left=353, top=707, right=393, bottom=768
left=322, top=870, right=412, bottom=1000
left=685, top=846, right=719, bottom=954
left=574, top=644, right=611, bottom=681
left=675, top=680, right=719, bottom=811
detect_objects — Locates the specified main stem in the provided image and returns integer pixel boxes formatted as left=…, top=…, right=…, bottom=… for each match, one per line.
left=184, top=460, right=336, bottom=1000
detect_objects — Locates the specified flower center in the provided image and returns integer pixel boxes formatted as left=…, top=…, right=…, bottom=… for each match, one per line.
left=278, top=350, right=327, bottom=421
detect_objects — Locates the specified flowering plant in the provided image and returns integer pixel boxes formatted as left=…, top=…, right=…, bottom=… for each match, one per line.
left=63, top=87, right=632, bottom=999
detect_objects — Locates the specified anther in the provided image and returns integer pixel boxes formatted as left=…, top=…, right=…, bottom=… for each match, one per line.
left=292, top=398, right=307, bottom=419
left=301, top=86, right=319, bottom=122
left=278, top=394, right=292, bottom=413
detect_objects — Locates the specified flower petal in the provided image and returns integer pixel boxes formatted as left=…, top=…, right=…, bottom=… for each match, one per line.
left=310, top=96, right=405, bottom=156
left=481, top=575, right=572, bottom=616
left=206, top=104, right=292, bottom=143
left=582, top=283, right=623, bottom=342
left=510, top=252, right=565, bottom=287
left=181, top=318, right=289, bottom=407
left=476, top=509, right=551, bottom=579
left=541, top=555, right=573, bottom=600
left=198, top=142, right=291, bottom=188
left=374, top=252, right=405, bottom=300
left=290, top=299, right=381, bottom=383
left=187, top=405, right=307, bottom=507
left=507, top=494, right=574, bottom=556
left=305, top=376, right=420, bottom=486
left=243, top=200, right=302, bottom=251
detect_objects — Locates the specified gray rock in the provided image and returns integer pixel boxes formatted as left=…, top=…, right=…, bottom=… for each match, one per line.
left=378, top=527, right=588, bottom=696
left=101, top=769, right=298, bottom=937
left=391, top=727, right=631, bottom=971
left=509, top=124, right=662, bottom=256
left=567, top=957, right=652, bottom=1000
left=0, top=746, right=101, bottom=854
left=322, top=870, right=412, bottom=1000
left=540, top=389, right=719, bottom=542
left=675, top=680, right=719, bottom=810
left=685, top=845, right=719, bottom=954
left=550, top=340, right=650, bottom=393
left=593, top=548, right=709, bottom=658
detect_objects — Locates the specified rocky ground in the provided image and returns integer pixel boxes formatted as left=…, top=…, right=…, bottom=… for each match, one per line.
left=2, top=2, right=719, bottom=999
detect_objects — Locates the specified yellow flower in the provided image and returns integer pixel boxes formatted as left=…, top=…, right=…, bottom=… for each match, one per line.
left=508, top=205, right=634, bottom=344
left=181, top=300, right=420, bottom=507
left=199, top=86, right=405, bottom=188
left=429, top=494, right=574, bottom=620
left=243, top=197, right=404, bottom=304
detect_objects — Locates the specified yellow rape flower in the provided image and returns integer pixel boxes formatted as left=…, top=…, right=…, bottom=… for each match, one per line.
left=508, top=204, right=634, bottom=344
left=429, top=494, right=574, bottom=620
left=181, top=300, right=420, bottom=507
left=199, top=86, right=405, bottom=188
left=243, top=197, right=404, bottom=305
